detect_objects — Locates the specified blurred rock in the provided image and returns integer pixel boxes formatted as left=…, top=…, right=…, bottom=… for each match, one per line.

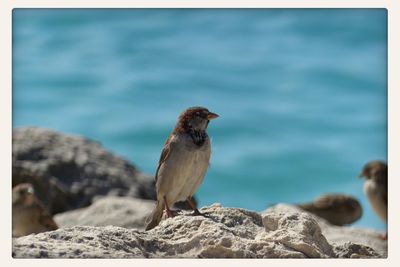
left=12, top=204, right=384, bottom=258
left=297, top=194, right=362, bottom=226
left=54, top=196, right=154, bottom=230
left=12, top=127, right=155, bottom=214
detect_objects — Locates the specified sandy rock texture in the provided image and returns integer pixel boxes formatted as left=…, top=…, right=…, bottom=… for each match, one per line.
left=12, top=127, right=155, bottom=214
left=54, top=196, right=154, bottom=230
left=264, top=204, right=387, bottom=257
left=13, top=204, right=385, bottom=258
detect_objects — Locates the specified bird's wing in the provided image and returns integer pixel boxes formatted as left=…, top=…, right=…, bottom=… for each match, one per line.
left=313, top=195, right=340, bottom=209
left=33, top=197, right=58, bottom=230
left=38, top=211, right=59, bottom=230
left=382, top=182, right=388, bottom=207
left=382, top=192, right=387, bottom=207
left=299, top=195, right=342, bottom=212
left=155, top=135, right=174, bottom=182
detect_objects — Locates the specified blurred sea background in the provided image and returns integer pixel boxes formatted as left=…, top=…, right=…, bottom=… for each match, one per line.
left=13, top=9, right=387, bottom=230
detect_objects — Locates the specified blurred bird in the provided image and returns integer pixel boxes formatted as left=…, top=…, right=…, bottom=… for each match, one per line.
left=297, top=194, right=362, bottom=226
left=12, top=183, right=58, bottom=237
left=359, top=160, right=387, bottom=238
left=145, top=107, right=218, bottom=230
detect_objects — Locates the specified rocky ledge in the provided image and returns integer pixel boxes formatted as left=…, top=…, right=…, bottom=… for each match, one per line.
left=12, top=203, right=386, bottom=258
left=12, top=127, right=155, bottom=214
left=12, top=127, right=387, bottom=258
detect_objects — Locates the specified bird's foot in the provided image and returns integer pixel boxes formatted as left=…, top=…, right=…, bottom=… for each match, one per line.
left=191, top=209, right=207, bottom=217
left=166, top=209, right=180, bottom=218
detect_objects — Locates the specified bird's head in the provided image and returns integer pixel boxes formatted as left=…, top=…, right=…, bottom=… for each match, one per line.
left=358, top=160, right=387, bottom=182
left=175, top=106, right=219, bottom=133
left=12, top=183, right=35, bottom=205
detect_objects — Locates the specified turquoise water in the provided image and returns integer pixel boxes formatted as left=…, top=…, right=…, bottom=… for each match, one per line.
left=13, top=9, right=387, bottom=230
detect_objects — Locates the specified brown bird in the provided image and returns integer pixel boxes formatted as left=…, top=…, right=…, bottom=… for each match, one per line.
left=297, top=194, right=362, bottom=226
left=359, top=160, right=387, bottom=225
left=145, top=107, right=218, bottom=230
left=12, top=183, right=58, bottom=237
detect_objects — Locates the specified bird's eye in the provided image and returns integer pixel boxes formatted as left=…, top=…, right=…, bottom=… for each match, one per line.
left=195, top=112, right=200, bottom=116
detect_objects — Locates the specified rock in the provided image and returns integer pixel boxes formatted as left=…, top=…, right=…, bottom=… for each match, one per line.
left=54, top=196, right=154, bottom=230
left=12, top=204, right=384, bottom=258
left=333, top=242, right=381, bottom=258
left=263, top=204, right=387, bottom=257
left=12, top=127, right=155, bottom=214
left=319, top=220, right=387, bottom=257
left=262, top=208, right=334, bottom=257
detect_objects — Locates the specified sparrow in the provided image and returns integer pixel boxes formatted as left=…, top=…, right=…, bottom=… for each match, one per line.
left=145, top=107, right=218, bottom=230
left=359, top=160, right=387, bottom=227
left=297, top=194, right=362, bottom=226
left=12, top=183, right=58, bottom=237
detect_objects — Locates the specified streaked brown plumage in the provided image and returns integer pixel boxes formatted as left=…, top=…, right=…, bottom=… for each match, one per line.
left=12, top=183, right=58, bottom=237
left=145, top=107, right=218, bottom=230
left=298, top=194, right=362, bottom=226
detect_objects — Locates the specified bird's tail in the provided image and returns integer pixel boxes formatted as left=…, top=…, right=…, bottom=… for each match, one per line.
left=145, top=198, right=165, bottom=231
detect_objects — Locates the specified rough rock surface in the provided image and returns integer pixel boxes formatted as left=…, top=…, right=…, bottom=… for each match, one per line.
left=12, top=127, right=155, bottom=214
left=54, top=196, right=154, bottom=230
left=12, top=204, right=384, bottom=258
left=264, top=204, right=387, bottom=257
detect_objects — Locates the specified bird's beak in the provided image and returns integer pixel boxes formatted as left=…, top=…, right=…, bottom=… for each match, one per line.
left=27, top=187, right=34, bottom=195
left=207, top=112, right=219, bottom=120
left=358, top=172, right=365, bottom=179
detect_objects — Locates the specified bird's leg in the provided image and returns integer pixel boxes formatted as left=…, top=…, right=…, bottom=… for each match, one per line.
left=164, top=196, right=177, bottom=218
left=187, top=197, right=206, bottom=216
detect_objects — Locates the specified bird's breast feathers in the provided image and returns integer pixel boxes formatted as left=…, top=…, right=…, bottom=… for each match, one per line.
left=156, top=133, right=211, bottom=202
left=364, top=179, right=387, bottom=222
left=163, top=133, right=211, bottom=175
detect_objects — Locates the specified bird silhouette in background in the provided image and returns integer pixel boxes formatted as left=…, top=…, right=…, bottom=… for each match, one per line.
left=359, top=160, right=387, bottom=239
left=12, top=183, right=58, bottom=237
left=298, top=194, right=362, bottom=226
